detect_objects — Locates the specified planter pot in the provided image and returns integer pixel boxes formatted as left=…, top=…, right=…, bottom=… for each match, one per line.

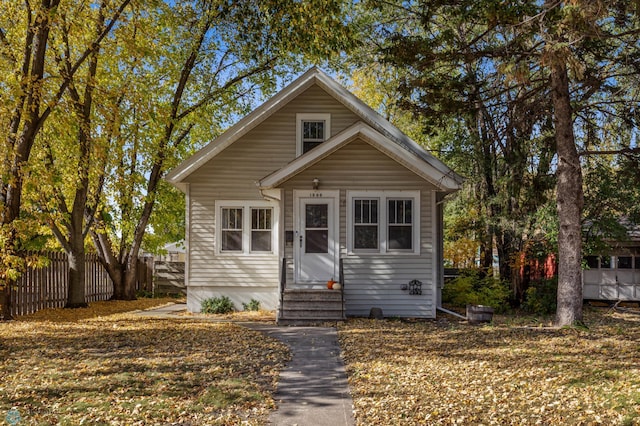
left=466, top=304, right=494, bottom=324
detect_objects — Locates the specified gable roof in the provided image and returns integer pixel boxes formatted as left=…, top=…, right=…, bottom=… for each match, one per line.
left=258, top=121, right=461, bottom=191
left=165, top=67, right=463, bottom=191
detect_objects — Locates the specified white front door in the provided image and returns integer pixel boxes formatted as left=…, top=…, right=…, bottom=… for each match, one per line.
left=294, top=191, right=339, bottom=284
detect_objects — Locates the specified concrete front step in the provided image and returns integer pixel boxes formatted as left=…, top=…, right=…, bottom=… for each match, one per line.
left=278, top=288, right=345, bottom=324
left=280, top=309, right=344, bottom=319
left=276, top=318, right=345, bottom=326
left=283, top=289, right=342, bottom=301
left=282, top=300, right=343, bottom=310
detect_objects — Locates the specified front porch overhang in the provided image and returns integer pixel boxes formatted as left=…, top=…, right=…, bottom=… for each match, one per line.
left=257, top=122, right=462, bottom=192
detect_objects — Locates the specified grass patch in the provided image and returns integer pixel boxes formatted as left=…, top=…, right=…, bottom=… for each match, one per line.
left=0, top=300, right=289, bottom=425
left=196, top=379, right=264, bottom=410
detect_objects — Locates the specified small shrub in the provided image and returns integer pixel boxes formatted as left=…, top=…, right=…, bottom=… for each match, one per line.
left=136, top=289, right=154, bottom=299
left=242, top=299, right=260, bottom=312
left=201, top=296, right=235, bottom=314
left=522, top=277, right=557, bottom=315
left=442, top=271, right=510, bottom=313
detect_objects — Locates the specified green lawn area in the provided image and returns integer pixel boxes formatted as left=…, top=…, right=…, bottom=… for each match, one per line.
left=0, top=300, right=289, bottom=425
left=338, top=308, right=640, bottom=425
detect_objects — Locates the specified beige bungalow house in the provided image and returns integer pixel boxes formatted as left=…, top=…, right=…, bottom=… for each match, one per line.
left=166, top=68, right=463, bottom=323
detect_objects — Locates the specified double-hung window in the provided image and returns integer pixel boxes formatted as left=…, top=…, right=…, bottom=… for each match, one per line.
left=348, top=191, right=420, bottom=254
left=221, top=208, right=243, bottom=252
left=388, top=199, right=413, bottom=250
left=251, top=208, right=272, bottom=252
left=217, top=202, right=276, bottom=254
left=353, top=198, right=379, bottom=250
left=296, top=113, right=331, bottom=155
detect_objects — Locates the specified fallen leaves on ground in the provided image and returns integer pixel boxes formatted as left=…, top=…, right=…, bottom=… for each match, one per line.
left=17, top=298, right=182, bottom=322
left=0, top=301, right=289, bottom=425
left=183, top=310, right=276, bottom=323
left=338, top=308, right=640, bottom=425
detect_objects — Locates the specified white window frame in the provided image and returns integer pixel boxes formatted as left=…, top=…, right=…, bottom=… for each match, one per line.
left=351, top=197, right=380, bottom=253
left=347, top=190, right=420, bottom=255
left=215, top=200, right=278, bottom=255
left=220, top=206, right=244, bottom=252
left=251, top=207, right=273, bottom=253
left=296, top=113, right=331, bottom=156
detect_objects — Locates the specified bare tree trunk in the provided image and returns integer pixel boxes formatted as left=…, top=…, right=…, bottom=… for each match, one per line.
left=124, top=258, right=138, bottom=300
left=66, top=239, right=87, bottom=308
left=551, top=60, right=584, bottom=327
left=91, top=228, right=137, bottom=300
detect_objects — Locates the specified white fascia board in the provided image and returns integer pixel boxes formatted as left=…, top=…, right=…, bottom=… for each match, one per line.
left=165, top=68, right=322, bottom=186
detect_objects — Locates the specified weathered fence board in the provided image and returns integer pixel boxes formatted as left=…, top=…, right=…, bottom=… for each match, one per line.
left=137, top=256, right=154, bottom=293
left=154, top=261, right=186, bottom=295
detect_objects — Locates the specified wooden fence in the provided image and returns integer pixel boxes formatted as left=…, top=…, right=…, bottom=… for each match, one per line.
left=7, top=252, right=154, bottom=317
left=154, top=261, right=186, bottom=295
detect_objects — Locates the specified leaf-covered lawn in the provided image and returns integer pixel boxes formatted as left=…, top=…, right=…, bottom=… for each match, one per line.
left=339, top=308, right=640, bottom=425
left=0, top=300, right=289, bottom=425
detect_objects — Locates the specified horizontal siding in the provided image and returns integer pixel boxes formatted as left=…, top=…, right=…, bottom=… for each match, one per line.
left=343, top=255, right=433, bottom=318
left=185, top=84, right=358, bottom=296
left=281, top=139, right=435, bottom=190
left=188, top=184, right=279, bottom=287
left=185, top=85, right=361, bottom=197
left=189, top=256, right=279, bottom=287
left=282, top=139, right=437, bottom=318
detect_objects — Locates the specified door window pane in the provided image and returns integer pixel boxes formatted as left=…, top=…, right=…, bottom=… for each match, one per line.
left=601, top=256, right=612, bottom=268
left=305, top=203, right=328, bottom=253
left=306, top=229, right=328, bottom=253
left=306, top=204, right=328, bottom=228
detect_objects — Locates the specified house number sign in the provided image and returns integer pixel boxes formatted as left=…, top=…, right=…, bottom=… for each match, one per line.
left=310, top=191, right=323, bottom=197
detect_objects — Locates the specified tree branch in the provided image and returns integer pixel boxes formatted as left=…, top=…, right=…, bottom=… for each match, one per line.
left=579, top=147, right=640, bottom=157
left=33, top=0, right=133, bottom=136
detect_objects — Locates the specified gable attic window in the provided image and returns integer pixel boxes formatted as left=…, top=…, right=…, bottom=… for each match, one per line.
left=296, top=113, right=331, bottom=155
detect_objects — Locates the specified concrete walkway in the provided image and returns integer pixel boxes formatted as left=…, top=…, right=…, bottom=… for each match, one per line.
left=135, top=304, right=355, bottom=426
left=243, top=324, right=355, bottom=426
